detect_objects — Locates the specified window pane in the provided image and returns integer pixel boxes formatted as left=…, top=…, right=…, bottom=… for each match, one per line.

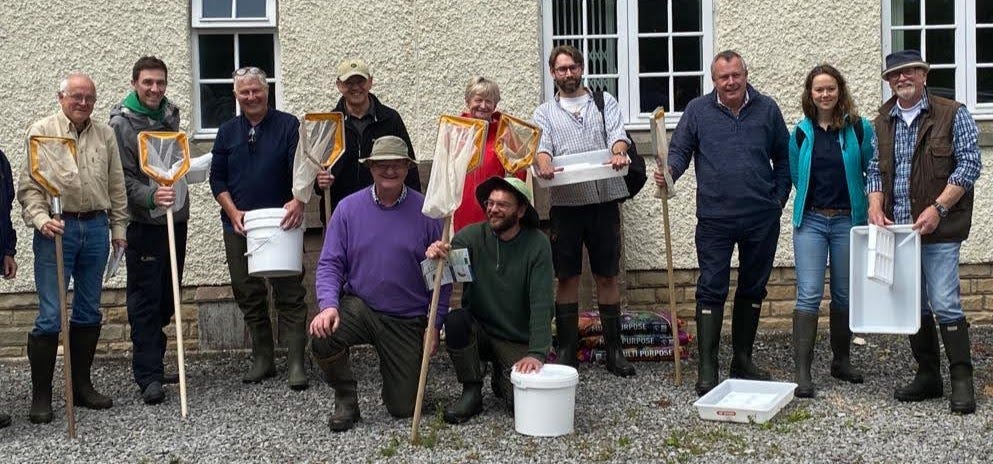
left=553, top=37, right=582, bottom=51
left=978, top=28, right=993, bottom=63
left=586, top=38, right=618, bottom=74
left=199, top=35, right=235, bottom=79
left=674, top=76, right=701, bottom=111
left=586, top=0, right=617, bottom=35
left=202, top=0, right=233, bottom=18
left=267, top=83, right=278, bottom=109
left=891, top=29, right=921, bottom=52
left=924, top=29, right=955, bottom=65
left=977, top=68, right=993, bottom=103
left=239, top=34, right=275, bottom=75
left=639, top=37, right=670, bottom=72
left=673, top=36, right=702, bottom=72
left=891, top=0, right=920, bottom=26
left=638, top=0, right=668, bottom=33
left=553, top=0, right=583, bottom=36
left=926, top=68, right=955, bottom=99
left=924, top=0, right=954, bottom=25
left=200, top=83, right=235, bottom=129
left=979, top=1, right=993, bottom=24
left=640, top=76, right=669, bottom=113
left=587, top=77, right=618, bottom=97
left=673, top=0, right=702, bottom=32
left=235, top=0, right=266, bottom=18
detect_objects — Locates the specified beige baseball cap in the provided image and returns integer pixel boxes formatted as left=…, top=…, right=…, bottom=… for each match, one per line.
left=337, top=58, right=371, bottom=81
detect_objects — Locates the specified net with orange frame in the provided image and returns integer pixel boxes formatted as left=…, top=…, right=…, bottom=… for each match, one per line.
left=138, top=131, right=191, bottom=216
left=28, top=136, right=79, bottom=196
left=292, top=112, right=345, bottom=204
left=421, top=115, right=487, bottom=220
left=493, top=113, right=540, bottom=174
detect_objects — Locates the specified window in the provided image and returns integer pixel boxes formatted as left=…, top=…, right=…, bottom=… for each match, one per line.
left=191, top=0, right=280, bottom=136
left=883, top=0, right=993, bottom=115
left=540, top=0, right=714, bottom=127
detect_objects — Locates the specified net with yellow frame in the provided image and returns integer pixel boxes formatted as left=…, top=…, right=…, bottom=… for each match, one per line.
left=137, top=131, right=192, bottom=417
left=292, top=112, right=345, bottom=221
left=28, top=135, right=80, bottom=438
left=412, top=114, right=487, bottom=443
left=649, top=107, right=681, bottom=385
left=494, top=113, right=541, bottom=175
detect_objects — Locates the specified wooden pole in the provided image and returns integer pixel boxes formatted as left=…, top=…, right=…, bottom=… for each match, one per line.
left=323, top=186, right=333, bottom=231
left=53, top=210, right=76, bottom=438
left=165, top=208, right=189, bottom=417
left=661, top=195, right=681, bottom=385
left=410, top=216, right=452, bottom=444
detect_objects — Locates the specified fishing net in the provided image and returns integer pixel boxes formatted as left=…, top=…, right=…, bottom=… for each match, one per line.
left=292, top=112, right=345, bottom=203
left=28, top=136, right=79, bottom=196
left=138, top=131, right=191, bottom=216
left=493, top=113, right=540, bottom=174
left=421, top=115, right=487, bottom=219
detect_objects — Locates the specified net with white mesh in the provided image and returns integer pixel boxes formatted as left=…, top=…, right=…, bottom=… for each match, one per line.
left=421, top=115, right=488, bottom=219
left=650, top=107, right=675, bottom=199
left=292, top=112, right=345, bottom=204
left=138, top=131, right=191, bottom=216
left=28, top=136, right=79, bottom=197
left=493, top=113, right=540, bottom=175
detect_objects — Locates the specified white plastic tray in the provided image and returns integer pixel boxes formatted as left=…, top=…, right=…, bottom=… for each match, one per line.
left=693, top=379, right=797, bottom=424
left=866, top=224, right=895, bottom=285
left=532, top=148, right=628, bottom=188
left=849, top=225, right=921, bottom=334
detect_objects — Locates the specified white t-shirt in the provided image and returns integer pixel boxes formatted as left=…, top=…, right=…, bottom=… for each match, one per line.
left=559, top=95, right=587, bottom=118
left=897, top=98, right=924, bottom=126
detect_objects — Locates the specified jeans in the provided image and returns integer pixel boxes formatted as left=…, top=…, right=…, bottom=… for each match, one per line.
left=32, top=213, right=110, bottom=335
left=694, top=210, right=781, bottom=307
left=793, top=212, right=852, bottom=315
left=920, top=241, right=964, bottom=324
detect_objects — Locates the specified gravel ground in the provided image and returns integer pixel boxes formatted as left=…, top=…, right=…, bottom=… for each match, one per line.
left=1, top=328, right=992, bottom=463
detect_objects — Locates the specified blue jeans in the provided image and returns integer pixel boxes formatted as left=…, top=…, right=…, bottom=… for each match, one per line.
left=793, top=212, right=852, bottom=315
left=920, top=241, right=963, bottom=324
left=32, top=214, right=110, bottom=335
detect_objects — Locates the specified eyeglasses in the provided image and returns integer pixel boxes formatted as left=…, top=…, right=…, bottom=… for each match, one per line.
left=370, top=160, right=410, bottom=172
left=63, top=93, right=96, bottom=105
left=484, top=199, right=518, bottom=211
left=338, top=78, right=368, bottom=89
left=886, top=67, right=923, bottom=80
left=553, top=64, right=582, bottom=76
left=233, top=66, right=267, bottom=79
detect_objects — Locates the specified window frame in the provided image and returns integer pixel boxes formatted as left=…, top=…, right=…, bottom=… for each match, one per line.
left=540, top=0, right=714, bottom=129
left=191, top=0, right=277, bottom=28
left=882, top=0, right=993, bottom=118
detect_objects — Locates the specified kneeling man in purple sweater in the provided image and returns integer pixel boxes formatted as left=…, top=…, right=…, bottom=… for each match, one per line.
left=309, top=135, right=450, bottom=432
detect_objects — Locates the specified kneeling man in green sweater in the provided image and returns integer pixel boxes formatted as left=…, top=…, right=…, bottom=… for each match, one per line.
left=426, top=176, right=554, bottom=424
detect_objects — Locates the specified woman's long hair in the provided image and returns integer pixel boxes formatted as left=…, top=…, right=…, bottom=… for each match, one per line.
left=801, top=64, right=859, bottom=129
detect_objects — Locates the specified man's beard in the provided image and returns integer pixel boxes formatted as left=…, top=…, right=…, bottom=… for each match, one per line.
left=489, top=212, right=520, bottom=234
left=895, top=83, right=918, bottom=101
left=555, top=75, right=582, bottom=94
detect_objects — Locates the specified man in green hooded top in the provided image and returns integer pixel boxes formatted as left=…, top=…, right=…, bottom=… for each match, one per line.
left=109, top=56, right=186, bottom=405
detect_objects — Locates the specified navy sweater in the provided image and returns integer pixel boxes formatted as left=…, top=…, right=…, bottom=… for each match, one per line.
left=209, top=109, right=299, bottom=228
left=667, top=85, right=791, bottom=219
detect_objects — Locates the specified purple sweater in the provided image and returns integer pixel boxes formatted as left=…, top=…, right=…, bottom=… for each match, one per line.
left=316, top=187, right=450, bottom=328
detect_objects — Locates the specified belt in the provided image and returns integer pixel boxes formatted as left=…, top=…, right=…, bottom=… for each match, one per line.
left=808, top=207, right=850, bottom=218
left=61, top=210, right=105, bottom=220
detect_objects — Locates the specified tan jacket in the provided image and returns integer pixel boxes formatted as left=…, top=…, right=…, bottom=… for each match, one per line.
left=17, top=111, right=129, bottom=240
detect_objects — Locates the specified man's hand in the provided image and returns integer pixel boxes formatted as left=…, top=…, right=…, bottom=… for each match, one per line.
left=112, top=239, right=127, bottom=252
left=2, top=255, right=17, bottom=280
left=229, top=209, right=247, bottom=235
left=428, top=328, right=441, bottom=356
left=280, top=199, right=305, bottom=230
left=40, top=218, right=65, bottom=238
left=316, top=170, right=334, bottom=190
left=154, top=186, right=176, bottom=208
left=309, top=307, right=340, bottom=338
left=425, top=240, right=450, bottom=260
left=867, top=206, right=894, bottom=227
left=535, top=152, right=560, bottom=180
left=608, top=153, right=630, bottom=171
left=912, top=206, right=941, bottom=235
left=513, top=356, right=543, bottom=374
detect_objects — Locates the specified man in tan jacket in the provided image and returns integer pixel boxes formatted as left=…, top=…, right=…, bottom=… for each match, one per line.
left=18, top=72, right=128, bottom=424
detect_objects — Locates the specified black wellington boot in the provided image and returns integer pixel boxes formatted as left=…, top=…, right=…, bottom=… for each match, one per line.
left=70, top=325, right=113, bottom=409
left=443, top=338, right=486, bottom=424
left=554, top=303, right=579, bottom=368
left=829, top=311, right=863, bottom=383
left=939, top=319, right=976, bottom=414
left=284, top=320, right=309, bottom=391
left=27, top=333, right=59, bottom=424
left=695, top=305, right=723, bottom=396
left=242, top=322, right=276, bottom=383
left=729, top=299, right=770, bottom=380
left=894, top=315, right=943, bottom=402
left=600, top=304, right=635, bottom=377
left=792, top=312, right=819, bottom=398
left=314, top=351, right=360, bottom=432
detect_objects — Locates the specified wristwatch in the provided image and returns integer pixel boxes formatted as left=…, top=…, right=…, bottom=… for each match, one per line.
left=932, top=201, right=949, bottom=218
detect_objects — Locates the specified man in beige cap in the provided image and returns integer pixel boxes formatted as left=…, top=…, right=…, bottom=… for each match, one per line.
left=314, top=58, right=420, bottom=221
left=310, top=135, right=449, bottom=432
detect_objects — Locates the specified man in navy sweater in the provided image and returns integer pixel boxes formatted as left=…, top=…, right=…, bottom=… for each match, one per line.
left=657, top=50, right=790, bottom=395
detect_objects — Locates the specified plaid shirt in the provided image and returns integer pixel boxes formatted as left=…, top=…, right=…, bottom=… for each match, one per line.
left=866, top=92, right=981, bottom=224
left=532, top=90, right=630, bottom=206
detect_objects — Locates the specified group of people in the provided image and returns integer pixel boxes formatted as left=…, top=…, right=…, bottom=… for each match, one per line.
left=0, top=44, right=981, bottom=431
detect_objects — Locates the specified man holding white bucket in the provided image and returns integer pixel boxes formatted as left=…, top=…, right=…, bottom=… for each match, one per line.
left=209, top=66, right=310, bottom=391
left=309, top=135, right=449, bottom=432
left=867, top=50, right=982, bottom=414
left=425, top=176, right=555, bottom=424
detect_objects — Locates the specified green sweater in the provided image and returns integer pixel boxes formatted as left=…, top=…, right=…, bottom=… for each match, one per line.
left=452, top=223, right=554, bottom=361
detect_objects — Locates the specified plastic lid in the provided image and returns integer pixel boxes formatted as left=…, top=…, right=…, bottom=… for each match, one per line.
left=511, top=364, right=579, bottom=389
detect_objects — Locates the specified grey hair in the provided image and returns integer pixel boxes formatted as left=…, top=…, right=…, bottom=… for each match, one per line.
left=711, top=50, right=748, bottom=75
left=232, top=66, right=269, bottom=89
left=464, top=76, right=501, bottom=104
left=58, top=71, right=93, bottom=94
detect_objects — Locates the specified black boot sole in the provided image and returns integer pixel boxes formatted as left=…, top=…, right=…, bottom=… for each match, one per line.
left=894, top=385, right=943, bottom=402
left=29, top=412, right=53, bottom=424
left=329, top=414, right=361, bottom=432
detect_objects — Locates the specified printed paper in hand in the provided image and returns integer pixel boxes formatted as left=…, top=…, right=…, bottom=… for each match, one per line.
left=104, top=246, right=125, bottom=282
left=420, top=248, right=473, bottom=290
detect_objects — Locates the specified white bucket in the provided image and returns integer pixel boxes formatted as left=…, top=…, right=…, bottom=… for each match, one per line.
left=510, top=364, right=579, bottom=437
left=243, top=208, right=303, bottom=277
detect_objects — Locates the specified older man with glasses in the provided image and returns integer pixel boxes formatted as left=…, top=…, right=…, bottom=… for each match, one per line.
left=209, top=66, right=310, bottom=391
left=18, top=72, right=128, bottom=423
left=309, top=135, right=448, bottom=432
